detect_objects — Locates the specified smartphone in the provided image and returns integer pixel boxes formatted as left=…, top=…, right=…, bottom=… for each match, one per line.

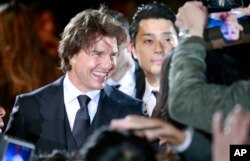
left=207, top=10, right=248, bottom=42
left=0, top=135, right=35, bottom=161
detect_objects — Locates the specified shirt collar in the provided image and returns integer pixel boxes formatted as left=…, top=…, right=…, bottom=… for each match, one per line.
left=64, top=73, right=100, bottom=104
left=144, top=79, right=159, bottom=98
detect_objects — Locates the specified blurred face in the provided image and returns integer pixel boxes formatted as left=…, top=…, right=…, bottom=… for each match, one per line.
left=68, top=36, right=118, bottom=92
left=35, top=10, right=59, bottom=57
left=220, top=22, right=240, bottom=41
left=115, top=35, right=133, bottom=72
left=132, top=18, right=178, bottom=82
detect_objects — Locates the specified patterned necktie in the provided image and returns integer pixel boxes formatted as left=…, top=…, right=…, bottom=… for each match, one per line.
left=72, top=95, right=91, bottom=147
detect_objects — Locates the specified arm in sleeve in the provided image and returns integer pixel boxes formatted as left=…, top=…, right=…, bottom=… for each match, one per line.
left=168, top=36, right=250, bottom=133
left=4, top=95, right=27, bottom=138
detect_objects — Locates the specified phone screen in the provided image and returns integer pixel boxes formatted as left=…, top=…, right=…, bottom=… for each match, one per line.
left=207, top=10, right=247, bottom=42
left=1, top=137, right=35, bottom=161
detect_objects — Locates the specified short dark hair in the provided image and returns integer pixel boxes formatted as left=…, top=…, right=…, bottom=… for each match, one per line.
left=130, top=1, right=176, bottom=45
left=107, top=9, right=130, bottom=30
left=77, top=126, right=157, bottom=161
left=58, top=5, right=127, bottom=72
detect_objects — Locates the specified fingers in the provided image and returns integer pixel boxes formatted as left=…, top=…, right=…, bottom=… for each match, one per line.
left=111, top=115, right=186, bottom=146
left=225, top=105, right=250, bottom=144
left=232, top=5, right=250, bottom=15
left=111, top=115, right=157, bottom=131
left=110, top=116, right=135, bottom=131
left=175, top=1, right=207, bottom=37
left=212, top=110, right=223, bottom=141
left=111, top=115, right=165, bottom=142
left=182, top=1, right=204, bottom=8
left=213, top=105, right=250, bottom=145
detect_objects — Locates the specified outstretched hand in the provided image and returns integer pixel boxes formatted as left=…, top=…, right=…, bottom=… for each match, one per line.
left=175, top=1, right=207, bottom=37
left=212, top=105, right=250, bottom=161
left=111, top=115, right=186, bottom=146
left=232, top=4, right=250, bottom=16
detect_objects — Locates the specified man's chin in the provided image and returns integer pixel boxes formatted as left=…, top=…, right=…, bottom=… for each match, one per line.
left=151, top=68, right=161, bottom=75
left=94, top=83, right=106, bottom=90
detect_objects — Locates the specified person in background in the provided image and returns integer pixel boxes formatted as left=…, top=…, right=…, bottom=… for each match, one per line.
left=0, top=1, right=61, bottom=127
left=168, top=1, right=250, bottom=133
left=128, top=2, right=212, bottom=161
left=5, top=5, right=144, bottom=153
left=129, top=2, right=178, bottom=117
left=105, top=7, right=211, bottom=161
left=106, top=9, right=143, bottom=97
left=27, top=2, right=63, bottom=83
left=27, top=1, right=60, bottom=58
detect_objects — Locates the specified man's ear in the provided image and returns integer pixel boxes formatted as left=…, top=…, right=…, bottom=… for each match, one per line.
left=70, top=54, right=77, bottom=65
left=131, top=44, right=138, bottom=60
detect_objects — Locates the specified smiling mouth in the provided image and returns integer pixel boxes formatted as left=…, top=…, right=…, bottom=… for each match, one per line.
left=93, top=71, right=108, bottom=77
left=92, top=71, right=110, bottom=82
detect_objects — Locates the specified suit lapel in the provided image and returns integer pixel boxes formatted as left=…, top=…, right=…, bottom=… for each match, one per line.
left=39, top=76, right=76, bottom=151
left=84, top=86, right=122, bottom=139
left=83, top=89, right=109, bottom=140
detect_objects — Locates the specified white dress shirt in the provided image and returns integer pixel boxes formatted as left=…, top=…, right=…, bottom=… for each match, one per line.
left=107, top=60, right=136, bottom=97
left=143, top=79, right=193, bottom=152
left=63, top=73, right=100, bottom=130
left=142, top=79, right=159, bottom=117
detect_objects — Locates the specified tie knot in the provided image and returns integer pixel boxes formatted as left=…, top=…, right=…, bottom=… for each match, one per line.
left=112, top=84, right=121, bottom=89
left=151, top=90, right=159, bottom=98
left=77, top=95, right=91, bottom=108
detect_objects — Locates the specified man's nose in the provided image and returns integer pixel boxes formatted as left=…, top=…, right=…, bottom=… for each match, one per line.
left=154, top=41, right=164, bottom=54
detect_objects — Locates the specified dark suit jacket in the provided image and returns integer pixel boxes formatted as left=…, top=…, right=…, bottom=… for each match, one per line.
left=4, top=76, right=144, bottom=153
left=134, top=60, right=145, bottom=99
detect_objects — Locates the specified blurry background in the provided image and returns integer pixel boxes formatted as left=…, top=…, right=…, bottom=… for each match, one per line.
left=0, top=0, right=187, bottom=34
left=1, top=0, right=250, bottom=44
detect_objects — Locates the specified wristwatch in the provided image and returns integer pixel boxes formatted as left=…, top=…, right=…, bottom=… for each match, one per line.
left=178, top=28, right=191, bottom=41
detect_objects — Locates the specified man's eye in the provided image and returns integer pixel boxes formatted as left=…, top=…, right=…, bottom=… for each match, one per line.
left=90, top=52, right=102, bottom=57
left=111, top=53, right=117, bottom=57
left=166, top=38, right=171, bottom=42
left=144, top=39, right=153, bottom=44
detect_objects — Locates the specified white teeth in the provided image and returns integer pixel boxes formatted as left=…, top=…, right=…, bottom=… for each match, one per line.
left=93, top=71, right=107, bottom=77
